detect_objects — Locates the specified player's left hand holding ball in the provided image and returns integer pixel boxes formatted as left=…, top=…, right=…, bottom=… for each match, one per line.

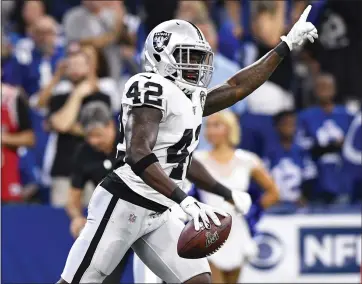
left=180, top=196, right=228, bottom=231
left=281, top=5, right=318, bottom=50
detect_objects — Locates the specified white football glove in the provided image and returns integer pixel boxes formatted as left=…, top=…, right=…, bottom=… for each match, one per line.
left=170, top=204, right=189, bottom=223
left=231, top=191, right=252, bottom=215
left=180, top=196, right=228, bottom=231
left=281, top=5, right=318, bottom=51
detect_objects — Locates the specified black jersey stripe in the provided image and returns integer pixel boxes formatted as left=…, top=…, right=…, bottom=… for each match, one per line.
left=101, top=172, right=169, bottom=213
left=71, top=195, right=118, bottom=283
left=187, top=21, right=203, bottom=41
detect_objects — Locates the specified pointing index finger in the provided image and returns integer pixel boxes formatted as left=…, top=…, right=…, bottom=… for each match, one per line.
left=299, top=5, right=312, bottom=22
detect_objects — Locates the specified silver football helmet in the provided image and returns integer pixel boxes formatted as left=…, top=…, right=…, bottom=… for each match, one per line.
left=143, top=19, right=214, bottom=93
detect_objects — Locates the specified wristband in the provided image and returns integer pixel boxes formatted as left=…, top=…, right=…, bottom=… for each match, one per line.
left=130, top=153, right=159, bottom=176
left=170, top=187, right=188, bottom=204
left=274, top=41, right=290, bottom=58
left=211, top=182, right=233, bottom=201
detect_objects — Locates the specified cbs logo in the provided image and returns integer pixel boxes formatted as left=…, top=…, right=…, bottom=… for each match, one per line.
left=249, top=232, right=284, bottom=270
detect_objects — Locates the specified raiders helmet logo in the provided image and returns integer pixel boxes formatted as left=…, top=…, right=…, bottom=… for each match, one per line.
left=200, top=91, right=206, bottom=111
left=153, top=31, right=172, bottom=52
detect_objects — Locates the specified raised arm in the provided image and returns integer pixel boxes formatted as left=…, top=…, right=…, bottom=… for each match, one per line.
left=203, top=45, right=285, bottom=116
left=36, top=60, right=66, bottom=108
left=203, top=5, right=318, bottom=117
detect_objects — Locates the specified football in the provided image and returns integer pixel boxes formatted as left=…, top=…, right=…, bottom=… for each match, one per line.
left=177, top=214, right=232, bottom=259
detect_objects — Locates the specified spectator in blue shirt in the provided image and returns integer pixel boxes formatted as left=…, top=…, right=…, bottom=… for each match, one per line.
left=342, top=112, right=362, bottom=203
left=1, top=32, right=21, bottom=86
left=15, top=16, right=65, bottom=97
left=8, top=0, right=46, bottom=45
left=297, top=73, right=354, bottom=203
left=14, top=15, right=65, bottom=176
left=217, top=0, right=250, bottom=65
left=265, top=110, right=317, bottom=205
left=239, top=112, right=276, bottom=158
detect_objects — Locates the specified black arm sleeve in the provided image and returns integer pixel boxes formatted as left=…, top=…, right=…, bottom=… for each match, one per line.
left=16, top=95, right=32, bottom=131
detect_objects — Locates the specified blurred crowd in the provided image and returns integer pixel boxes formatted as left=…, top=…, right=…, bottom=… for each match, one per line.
left=1, top=0, right=361, bottom=208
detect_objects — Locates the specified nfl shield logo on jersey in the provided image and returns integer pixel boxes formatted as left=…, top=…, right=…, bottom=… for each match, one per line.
left=128, top=213, right=137, bottom=223
left=153, top=31, right=172, bottom=52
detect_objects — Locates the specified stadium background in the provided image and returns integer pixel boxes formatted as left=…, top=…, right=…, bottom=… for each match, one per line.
left=1, top=0, right=361, bottom=283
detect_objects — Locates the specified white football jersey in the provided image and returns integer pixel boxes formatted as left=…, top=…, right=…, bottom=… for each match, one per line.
left=114, top=72, right=207, bottom=208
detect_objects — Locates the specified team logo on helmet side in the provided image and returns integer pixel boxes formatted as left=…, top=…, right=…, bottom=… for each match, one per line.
left=153, top=31, right=172, bottom=52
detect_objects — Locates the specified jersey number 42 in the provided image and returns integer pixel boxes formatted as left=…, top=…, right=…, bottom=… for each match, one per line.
left=119, top=80, right=201, bottom=180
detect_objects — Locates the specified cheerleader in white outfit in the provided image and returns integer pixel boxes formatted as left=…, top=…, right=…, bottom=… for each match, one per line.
left=194, top=110, right=279, bottom=284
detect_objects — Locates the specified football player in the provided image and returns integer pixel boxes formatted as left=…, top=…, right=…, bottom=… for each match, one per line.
left=58, top=6, right=318, bottom=284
